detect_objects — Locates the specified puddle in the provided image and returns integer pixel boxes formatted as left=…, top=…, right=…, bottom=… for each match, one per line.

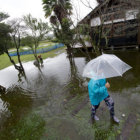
left=0, top=51, right=140, bottom=139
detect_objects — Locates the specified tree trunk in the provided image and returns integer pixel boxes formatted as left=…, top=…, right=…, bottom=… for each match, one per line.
left=5, top=51, right=22, bottom=72
left=31, top=45, right=40, bottom=65
left=66, top=44, right=74, bottom=66
left=13, top=35, right=25, bottom=74
left=78, top=35, right=91, bottom=61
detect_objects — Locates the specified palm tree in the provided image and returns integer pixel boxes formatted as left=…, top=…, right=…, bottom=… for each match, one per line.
left=42, top=0, right=73, bottom=52
left=43, top=0, right=72, bottom=24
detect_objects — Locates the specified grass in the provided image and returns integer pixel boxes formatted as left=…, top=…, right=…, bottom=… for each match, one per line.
left=0, top=113, right=46, bottom=140
left=37, top=42, right=55, bottom=49
left=13, top=113, right=45, bottom=140
left=0, top=47, right=66, bottom=70
left=9, top=42, right=57, bottom=53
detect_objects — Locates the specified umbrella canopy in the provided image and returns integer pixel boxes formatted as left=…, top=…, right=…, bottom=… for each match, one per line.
left=82, top=54, right=132, bottom=80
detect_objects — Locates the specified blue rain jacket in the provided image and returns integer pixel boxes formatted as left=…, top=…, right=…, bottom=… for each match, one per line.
left=88, top=78, right=109, bottom=105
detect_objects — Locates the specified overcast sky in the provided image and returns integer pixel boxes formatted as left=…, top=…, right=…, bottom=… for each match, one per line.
left=0, top=0, right=98, bottom=23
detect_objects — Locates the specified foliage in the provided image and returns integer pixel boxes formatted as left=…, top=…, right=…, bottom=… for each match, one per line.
left=42, top=0, right=72, bottom=19
left=21, top=36, right=34, bottom=47
left=75, top=0, right=114, bottom=55
left=8, top=19, right=26, bottom=52
left=0, top=12, right=12, bottom=55
left=53, top=18, right=74, bottom=46
left=0, top=12, right=24, bottom=73
left=23, top=14, right=50, bottom=42
left=23, top=14, right=50, bottom=62
left=0, top=23, right=12, bottom=54
left=0, top=12, right=9, bottom=22
left=6, top=19, right=27, bottom=73
left=42, top=0, right=74, bottom=50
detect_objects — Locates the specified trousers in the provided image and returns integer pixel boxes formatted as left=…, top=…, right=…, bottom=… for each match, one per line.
left=91, top=95, right=115, bottom=118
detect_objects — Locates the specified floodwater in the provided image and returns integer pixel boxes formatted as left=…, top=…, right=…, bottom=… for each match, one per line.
left=0, top=50, right=140, bottom=140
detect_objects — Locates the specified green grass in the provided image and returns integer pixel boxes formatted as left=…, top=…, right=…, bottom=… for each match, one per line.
left=0, top=113, right=46, bottom=140
left=14, top=113, right=45, bottom=140
left=39, top=41, right=55, bottom=46
left=8, top=41, right=57, bottom=53
left=0, top=47, right=66, bottom=70
left=40, top=44, right=56, bottom=49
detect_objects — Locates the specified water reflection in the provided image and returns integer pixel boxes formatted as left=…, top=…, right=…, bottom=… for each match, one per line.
left=66, top=55, right=87, bottom=95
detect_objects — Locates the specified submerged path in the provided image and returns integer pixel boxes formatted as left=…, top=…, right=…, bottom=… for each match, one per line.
left=71, top=96, right=89, bottom=116
left=116, top=113, right=137, bottom=140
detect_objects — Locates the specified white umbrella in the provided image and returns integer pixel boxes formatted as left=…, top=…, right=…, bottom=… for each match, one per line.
left=82, top=53, right=132, bottom=80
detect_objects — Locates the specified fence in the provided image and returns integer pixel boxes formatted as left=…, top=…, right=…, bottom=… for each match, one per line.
left=9, top=43, right=64, bottom=56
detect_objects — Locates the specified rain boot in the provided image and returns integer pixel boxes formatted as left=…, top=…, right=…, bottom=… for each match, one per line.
left=112, top=116, right=120, bottom=123
left=94, top=115, right=99, bottom=121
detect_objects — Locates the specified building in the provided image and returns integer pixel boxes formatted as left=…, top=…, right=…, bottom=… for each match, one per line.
left=78, top=0, right=140, bottom=49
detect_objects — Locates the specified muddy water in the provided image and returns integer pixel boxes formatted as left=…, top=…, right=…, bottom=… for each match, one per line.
left=0, top=50, right=140, bottom=140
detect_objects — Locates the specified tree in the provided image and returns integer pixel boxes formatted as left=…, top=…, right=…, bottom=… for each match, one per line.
left=0, top=12, right=9, bottom=22
left=23, top=14, right=50, bottom=64
left=7, top=19, right=26, bottom=73
left=0, top=23, right=12, bottom=54
left=0, top=12, right=11, bottom=55
left=76, top=0, right=112, bottom=55
left=20, top=36, right=34, bottom=47
left=42, top=0, right=74, bottom=54
left=0, top=13, right=25, bottom=73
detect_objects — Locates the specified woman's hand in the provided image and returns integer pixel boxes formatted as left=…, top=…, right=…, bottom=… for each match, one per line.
left=105, top=82, right=110, bottom=88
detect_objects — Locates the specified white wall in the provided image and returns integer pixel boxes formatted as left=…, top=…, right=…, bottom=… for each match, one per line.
left=125, top=9, right=139, bottom=20
left=85, top=41, right=92, bottom=47
left=90, top=17, right=101, bottom=27
left=104, top=19, right=125, bottom=24
left=90, top=9, right=139, bottom=27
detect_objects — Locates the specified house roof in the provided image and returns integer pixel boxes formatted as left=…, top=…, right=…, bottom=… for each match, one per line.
left=78, top=0, right=138, bottom=25
left=78, top=0, right=111, bottom=24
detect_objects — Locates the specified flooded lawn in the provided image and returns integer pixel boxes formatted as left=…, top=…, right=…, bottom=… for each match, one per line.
left=0, top=50, right=140, bottom=140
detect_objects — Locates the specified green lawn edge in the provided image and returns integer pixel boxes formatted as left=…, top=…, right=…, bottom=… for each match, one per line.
left=0, top=47, right=66, bottom=70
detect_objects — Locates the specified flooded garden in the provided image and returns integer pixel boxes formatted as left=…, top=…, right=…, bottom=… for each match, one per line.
left=0, top=50, right=140, bottom=140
